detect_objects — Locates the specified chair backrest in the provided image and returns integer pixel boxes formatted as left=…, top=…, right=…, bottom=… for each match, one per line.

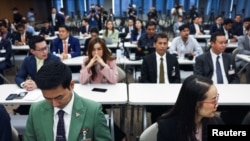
left=139, top=122, right=158, bottom=141
left=12, top=126, right=20, bottom=141
left=232, top=48, right=239, bottom=58
left=117, top=66, right=126, bottom=82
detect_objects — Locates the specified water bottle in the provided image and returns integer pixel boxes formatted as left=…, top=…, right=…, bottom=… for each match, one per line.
left=179, top=45, right=185, bottom=59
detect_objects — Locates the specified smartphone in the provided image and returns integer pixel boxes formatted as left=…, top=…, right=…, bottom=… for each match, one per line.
left=92, top=88, right=107, bottom=93
left=5, top=93, right=18, bottom=100
left=15, top=92, right=28, bottom=99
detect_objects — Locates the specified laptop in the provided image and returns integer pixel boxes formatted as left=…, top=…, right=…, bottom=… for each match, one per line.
left=104, top=38, right=113, bottom=44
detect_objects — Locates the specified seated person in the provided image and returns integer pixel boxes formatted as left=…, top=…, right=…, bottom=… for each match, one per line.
left=137, top=21, right=157, bottom=59
left=51, top=25, right=81, bottom=60
left=79, top=18, right=91, bottom=37
left=39, top=20, right=55, bottom=37
left=24, top=61, right=112, bottom=141
left=169, top=24, right=203, bottom=60
left=173, top=15, right=184, bottom=37
left=12, top=23, right=32, bottom=46
left=0, top=104, right=12, bottom=141
left=124, top=19, right=135, bottom=37
left=0, top=38, right=12, bottom=84
left=157, top=75, right=224, bottom=141
left=14, top=35, right=60, bottom=115
left=141, top=33, right=180, bottom=123
left=83, top=27, right=99, bottom=55
left=0, top=23, right=13, bottom=41
left=102, top=19, right=119, bottom=44
left=79, top=38, right=126, bottom=141
left=130, top=19, right=145, bottom=44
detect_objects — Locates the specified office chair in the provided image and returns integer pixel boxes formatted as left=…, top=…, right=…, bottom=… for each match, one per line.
left=139, top=122, right=158, bottom=141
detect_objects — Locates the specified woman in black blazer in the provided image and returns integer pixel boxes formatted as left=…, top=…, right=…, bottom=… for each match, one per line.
left=157, top=75, right=224, bottom=141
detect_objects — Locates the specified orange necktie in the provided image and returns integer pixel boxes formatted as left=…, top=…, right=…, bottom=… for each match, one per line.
left=63, top=40, right=68, bottom=54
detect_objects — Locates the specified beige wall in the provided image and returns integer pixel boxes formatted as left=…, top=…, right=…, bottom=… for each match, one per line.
left=0, top=0, right=50, bottom=23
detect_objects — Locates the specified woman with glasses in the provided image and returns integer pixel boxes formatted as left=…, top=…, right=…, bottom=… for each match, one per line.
left=157, top=75, right=223, bottom=141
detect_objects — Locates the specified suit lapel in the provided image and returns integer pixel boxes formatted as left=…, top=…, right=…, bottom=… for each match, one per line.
left=206, top=52, right=214, bottom=77
left=222, top=53, right=229, bottom=76
left=68, top=94, right=87, bottom=141
left=41, top=102, right=54, bottom=141
left=151, top=53, right=157, bottom=82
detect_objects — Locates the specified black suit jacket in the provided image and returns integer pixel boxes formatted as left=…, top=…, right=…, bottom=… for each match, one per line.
left=233, top=26, right=244, bottom=36
left=0, top=39, right=12, bottom=67
left=189, top=24, right=204, bottom=35
left=80, top=25, right=91, bottom=34
left=194, top=51, right=240, bottom=83
left=157, top=116, right=224, bottom=141
left=215, top=27, right=235, bottom=40
left=12, top=31, right=33, bottom=44
left=48, top=13, right=65, bottom=30
left=209, top=24, right=222, bottom=35
left=141, top=52, right=180, bottom=83
left=39, top=26, right=55, bottom=36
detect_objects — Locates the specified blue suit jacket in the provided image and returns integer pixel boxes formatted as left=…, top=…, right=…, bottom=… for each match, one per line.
left=51, top=36, right=81, bottom=58
left=15, top=53, right=60, bottom=87
left=0, top=104, right=12, bottom=141
left=189, top=23, right=204, bottom=35
left=80, top=25, right=92, bottom=34
left=0, top=39, right=12, bottom=67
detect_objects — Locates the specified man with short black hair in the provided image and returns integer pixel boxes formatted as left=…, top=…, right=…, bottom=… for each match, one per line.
left=24, top=61, right=112, bottom=141
left=14, top=35, right=60, bottom=114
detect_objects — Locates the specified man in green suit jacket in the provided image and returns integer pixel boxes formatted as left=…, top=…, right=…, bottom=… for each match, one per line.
left=24, top=61, right=112, bottom=141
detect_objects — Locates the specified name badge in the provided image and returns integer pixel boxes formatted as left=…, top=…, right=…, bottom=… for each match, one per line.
left=0, top=49, right=6, bottom=53
left=228, top=69, right=235, bottom=75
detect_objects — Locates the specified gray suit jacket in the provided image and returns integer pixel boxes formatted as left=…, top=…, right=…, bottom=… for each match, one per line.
left=24, top=93, right=112, bottom=141
left=236, top=35, right=250, bottom=67
left=194, top=51, right=240, bottom=83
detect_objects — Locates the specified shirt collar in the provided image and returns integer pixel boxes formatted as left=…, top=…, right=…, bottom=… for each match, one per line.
left=155, top=52, right=166, bottom=60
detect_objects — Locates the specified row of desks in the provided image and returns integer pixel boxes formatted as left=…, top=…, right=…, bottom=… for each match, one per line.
left=1, top=83, right=250, bottom=130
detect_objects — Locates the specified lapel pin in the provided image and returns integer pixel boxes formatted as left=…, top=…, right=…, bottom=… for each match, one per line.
left=76, top=112, right=80, bottom=117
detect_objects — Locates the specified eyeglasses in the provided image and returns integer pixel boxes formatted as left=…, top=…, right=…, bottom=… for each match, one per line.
left=35, top=47, right=48, bottom=52
left=202, top=94, right=219, bottom=105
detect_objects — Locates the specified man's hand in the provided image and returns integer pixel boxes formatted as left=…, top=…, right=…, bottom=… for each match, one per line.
left=23, top=80, right=37, bottom=91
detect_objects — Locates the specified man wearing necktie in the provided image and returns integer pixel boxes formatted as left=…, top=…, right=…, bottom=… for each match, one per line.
left=51, top=25, right=81, bottom=60
left=13, top=23, right=32, bottom=46
left=194, top=32, right=248, bottom=125
left=24, top=61, right=112, bottom=141
left=141, top=32, right=180, bottom=123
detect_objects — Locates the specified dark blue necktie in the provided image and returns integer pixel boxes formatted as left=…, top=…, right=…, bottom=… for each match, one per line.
left=216, top=56, right=223, bottom=84
left=56, top=110, right=66, bottom=141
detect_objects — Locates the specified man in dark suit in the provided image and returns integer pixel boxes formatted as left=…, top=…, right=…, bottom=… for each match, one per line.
left=24, top=61, right=112, bottom=141
left=141, top=32, right=181, bottom=123
left=80, top=18, right=91, bottom=37
left=0, top=23, right=13, bottom=41
left=51, top=25, right=81, bottom=60
left=15, top=36, right=60, bottom=114
left=215, top=18, right=237, bottom=43
left=189, top=16, right=204, bottom=35
left=0, top=38, right=12, bottom=84
left=194, top=32, right=248, bottom=125
left=48, top=7, right=65, bottom=31
left=83, top=27, right=99, bottom=55
left=39, top=20, right=55, bottom=37
left=124, top=18, right=135, bottom=36
left=0, top=104, right=12, bottom=141
left=210, top=15, right=223, bottom=35
left=12, top=23, right=33, bottom=46
left=233, top=17, right=250, bottom=36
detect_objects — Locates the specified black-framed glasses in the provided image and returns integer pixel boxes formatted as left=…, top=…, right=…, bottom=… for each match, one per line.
left=35, top=47, right=48, bottom=52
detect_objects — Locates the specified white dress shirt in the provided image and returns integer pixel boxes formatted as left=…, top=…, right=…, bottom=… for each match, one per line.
left=53, top=92, right=74, bottom=141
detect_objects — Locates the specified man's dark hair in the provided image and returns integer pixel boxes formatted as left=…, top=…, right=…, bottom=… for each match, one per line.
left=246, top=25, right=250, bottom=31
left=16, top=23, right=25, bottom=29
left=154, top=32, right=168, bottom=43
left=210, top=32, right=225, bottom=43
left=145, top=21, right=156, bottom=29
left=90, top=27, right=99, bottom=34
left=223, top=18, right=234, bottom=25
left=58, top=25, right=70, bottom=31
left=28, top=35, right=46, bottom=50
left=179, top=24, right=189, bottom=31
left=35, top=61, right=72, bottom=90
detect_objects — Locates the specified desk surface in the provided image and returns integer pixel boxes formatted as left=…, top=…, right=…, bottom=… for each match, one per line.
left=12, top=45, right=30, bottom=50
left=236, top=54, right=250, bottom=62
left=0, top=83, right=128, bottom=105
left=128, top=83, right=250, bottom=106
